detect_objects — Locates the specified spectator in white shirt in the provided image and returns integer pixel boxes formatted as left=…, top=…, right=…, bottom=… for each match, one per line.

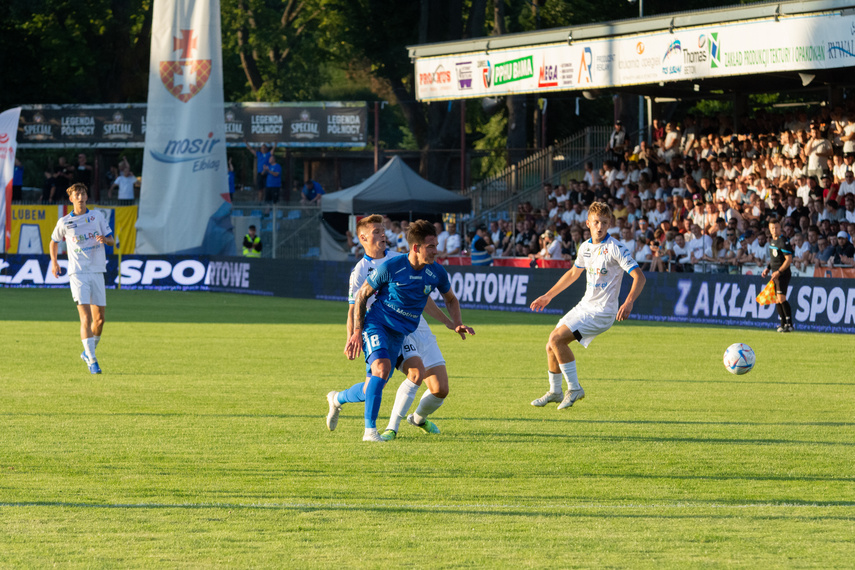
left=838, top=170, right=855, bottom=198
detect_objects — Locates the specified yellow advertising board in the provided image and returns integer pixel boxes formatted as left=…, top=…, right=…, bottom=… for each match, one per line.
left=8, top=204, right=137, bottom=254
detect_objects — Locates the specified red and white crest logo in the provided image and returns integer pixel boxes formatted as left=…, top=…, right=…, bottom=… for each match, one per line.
left=159, top=29, right=211, bottom=103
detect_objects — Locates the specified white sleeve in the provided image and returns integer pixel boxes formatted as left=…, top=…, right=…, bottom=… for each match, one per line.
left=50, top=219, right=65, bottom=243
left=574, top=243, right=588, bottom=268
left=99, top=211, right=113, bottom=237
left=614, top=242, right=640, bottom=272
left=347, top=262, right=367, bottom=304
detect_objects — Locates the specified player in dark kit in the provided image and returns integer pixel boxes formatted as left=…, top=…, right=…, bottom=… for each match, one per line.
left=762, top=220, right=794, bottom=332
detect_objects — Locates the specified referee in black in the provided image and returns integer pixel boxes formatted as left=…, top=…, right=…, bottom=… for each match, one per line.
left=761, top=219, right=794, bottom=332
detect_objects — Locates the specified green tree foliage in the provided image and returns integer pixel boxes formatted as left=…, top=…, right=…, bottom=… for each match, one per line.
left=221, top=0, right=328, bottom=101
left=0, top=0, right=152, bottom=108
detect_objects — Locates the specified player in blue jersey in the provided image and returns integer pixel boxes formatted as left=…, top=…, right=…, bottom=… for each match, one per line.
left=49, top=183, right=115, bottom=374
left=530, top=202, right=646, bottom=410
left=327, top=215, right=474, bottom=441
left=343, top=220, right=473, bottom=442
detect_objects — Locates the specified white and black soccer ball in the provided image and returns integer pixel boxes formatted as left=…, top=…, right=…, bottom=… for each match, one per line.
left=723, top=343, right=755, bottom=375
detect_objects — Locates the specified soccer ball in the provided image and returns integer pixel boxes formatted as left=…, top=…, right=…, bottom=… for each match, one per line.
left=723, top=343, right=755, bottom=375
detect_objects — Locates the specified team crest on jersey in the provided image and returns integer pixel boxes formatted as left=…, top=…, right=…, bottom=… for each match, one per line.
left=159, top=29, right=211, bottom=103
left=772, top=249, right=778, bottom=257
left=423, top=285, right=432, bottom=295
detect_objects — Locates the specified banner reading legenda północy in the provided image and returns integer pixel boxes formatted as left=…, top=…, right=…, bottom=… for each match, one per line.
left=137, top=0, right=234, bottom=255
left=0, top=107, right=22, bottom=254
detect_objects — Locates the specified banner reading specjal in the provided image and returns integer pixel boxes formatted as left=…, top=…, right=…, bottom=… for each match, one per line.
left=137, top=0, right=234, bottom=255
left=416, top=11, right=855, bottom=100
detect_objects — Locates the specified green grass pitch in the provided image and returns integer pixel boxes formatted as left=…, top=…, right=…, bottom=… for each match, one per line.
left=0, top=288, right=853, bottom=568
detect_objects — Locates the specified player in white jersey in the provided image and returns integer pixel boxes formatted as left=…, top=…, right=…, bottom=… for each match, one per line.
left=49, top=183, right=115, bottom=374
left=327, top=214, right=473, bottom=440
left=529, top=202, right=646, bottom=409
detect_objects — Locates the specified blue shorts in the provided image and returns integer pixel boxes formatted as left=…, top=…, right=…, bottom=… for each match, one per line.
left=362, top=320, right=405, bottom=366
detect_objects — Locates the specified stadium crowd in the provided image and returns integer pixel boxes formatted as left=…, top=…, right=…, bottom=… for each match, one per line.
left=354, top=108, right=855, bottom=272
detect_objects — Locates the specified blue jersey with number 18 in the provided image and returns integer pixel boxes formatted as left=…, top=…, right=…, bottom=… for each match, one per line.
left=366, top=255, right=451, bottom=335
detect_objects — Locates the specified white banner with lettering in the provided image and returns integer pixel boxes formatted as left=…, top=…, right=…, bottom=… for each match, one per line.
left=0, top=107, right=22, bottom=254
left=416, top=11, right=855, bottom=101
left=137, top=0, right=234, bottom=254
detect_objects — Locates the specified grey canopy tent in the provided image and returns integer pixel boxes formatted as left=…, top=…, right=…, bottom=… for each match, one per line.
left=321, top=156, right=471, bottom=215
left=319, top=156, right=471, bottom=260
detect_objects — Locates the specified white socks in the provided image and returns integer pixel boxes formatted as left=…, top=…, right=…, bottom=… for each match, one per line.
left=94, top=335, right=100, bottom=348
left=548, top=371, right=563, bottom=394
left=83, top=337, right=97, bottom=363
left=413, top=392, right=444, bottom=425
left=560, top=361, right=580, bottom=391
left=387, top=379, right=419, bottom=432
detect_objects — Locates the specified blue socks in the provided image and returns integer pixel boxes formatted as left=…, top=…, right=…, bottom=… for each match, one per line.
left=364, top=375, right=387, bottom=429
left=337, top=382, right=367, bottom=405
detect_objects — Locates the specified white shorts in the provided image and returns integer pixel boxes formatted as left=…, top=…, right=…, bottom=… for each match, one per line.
left=556, top=306, right=614, bottom=348
left=397, top=320, right=446, bottom=371
left=70, top=273, right=107, bottom=306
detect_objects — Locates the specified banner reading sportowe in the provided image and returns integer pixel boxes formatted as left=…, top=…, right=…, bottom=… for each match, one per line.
left=137, top=0, right=234, bottom=255
left=0, top=107, right=22, bottom=254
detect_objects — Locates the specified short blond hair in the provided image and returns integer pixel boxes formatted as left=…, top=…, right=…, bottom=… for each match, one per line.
left=588, top=201, right=612, bottom=219
left=356, top=214, right=383, bottom=233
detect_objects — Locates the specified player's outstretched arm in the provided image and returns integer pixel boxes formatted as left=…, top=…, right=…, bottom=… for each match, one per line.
left=530, top=265, right=584, bottom=312
left=345, top=281, right=375, bottom=359
left=617, top=267, right=646, bottom=321
left=440, top=290, right=474, bottom=340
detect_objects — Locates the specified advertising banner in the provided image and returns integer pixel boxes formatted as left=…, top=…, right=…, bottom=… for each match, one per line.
left=137, top=0, right=234, bottom=255
left=416, top=11, right=855, bottom=101
left=4, top=257, right=852, bottom=334
left=15, top=103, right=368, bottom=149
left=0, top=107, right=22, bottom=253
left=7, top=204, right=137, bottom=255
left=0, top=255, right=266, bottom=294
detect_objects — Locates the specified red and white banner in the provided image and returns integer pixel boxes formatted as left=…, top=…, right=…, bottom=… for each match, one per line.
left=137, top=0, right=234, bottom=254
left=0, top=107, right=22, bottom=254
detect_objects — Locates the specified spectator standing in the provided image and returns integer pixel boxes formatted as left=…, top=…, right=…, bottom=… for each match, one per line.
left=74, top=153, right=93, bottom=188
left=242, top=225, right=262, bottom=258
left=607, top=120, right=627, bottom=163
left=804, top=123, right=833, bottom=179
left=108, top=158, right=137, bottom=205
left=245, top=141, right=275, bottom=202
left=264, top=155, right=283, bottom=203
left=12, top=157, right=23, bottom=201
left=435, top=221, right=449, bottom=253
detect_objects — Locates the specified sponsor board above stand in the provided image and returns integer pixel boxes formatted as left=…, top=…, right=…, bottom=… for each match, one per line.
left=16, top=102, right=368, bottom=148
left=415, top=10, right=855, bottom=101
left=3, top=256, right=853, bottom=334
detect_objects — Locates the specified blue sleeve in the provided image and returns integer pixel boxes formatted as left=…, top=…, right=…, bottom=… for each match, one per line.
left=367, top=260, right=391, bottom=290
left=436, top=265, right=451, bottom=295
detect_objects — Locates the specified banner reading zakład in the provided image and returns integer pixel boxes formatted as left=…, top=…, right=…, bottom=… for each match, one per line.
left=416, top=10, right=855, bottom=100
left=137, top=0, right=234, bottom=255
left=0, top=107, right=22, bottom=254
